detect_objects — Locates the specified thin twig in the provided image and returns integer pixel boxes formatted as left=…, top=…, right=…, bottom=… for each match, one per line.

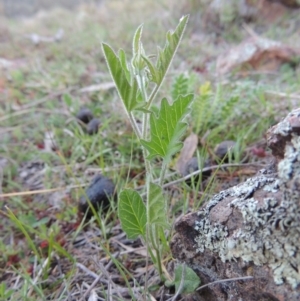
left=0, top=184, right=85, bottom=198
left=196, top=276, right=254, bottom=291
left=161, top=162, right=266, bottom=189
left=0, top=187, right=67, bottom=198
left=1, top=164, right=132, bottom=198
left=137, top=162, right=266, bottom=195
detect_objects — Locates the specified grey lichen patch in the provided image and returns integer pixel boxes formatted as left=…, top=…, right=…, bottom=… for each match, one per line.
left=194, top=135, right=300, bottom=288
left=273, top=120, right=291, bottom=136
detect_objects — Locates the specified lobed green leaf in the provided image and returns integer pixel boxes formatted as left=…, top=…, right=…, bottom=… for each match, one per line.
left=155, top=15, right=189, bottom=84
left=102, top=43, right=141, bottom=112
left=141, top=94, right=194, bottom=162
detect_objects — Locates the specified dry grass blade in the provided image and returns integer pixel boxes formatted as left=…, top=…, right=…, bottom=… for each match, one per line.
left=76, top=262, right=103, bottom=281
left=111, top=238, right=148, bottom=257
left=80, top=260, right=113, bottom=301
left=27, top=253, right=53, bottom=297
left=176, top=133, right=198, bottom=174
left=0, top=185, right=84, bottom=198
left=87, top=289, right=99, bottom=301
left=79, top=82, right=115, bottom=93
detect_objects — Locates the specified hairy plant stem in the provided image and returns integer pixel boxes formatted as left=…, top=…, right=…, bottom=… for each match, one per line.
left=137, top=70, right=161, bottom=290
left=142, top=112, right=152, bottom=181
left=150, top=225, right=163, bottom=278
left=146, top=83, right=160, bottom=110
left=128, top=112, right=141, bottom=139
left=136, top=70, right=152, bottom=180
left=140, top=73, right=168, bottom=280
left=159, top=161, right=168, bottom=186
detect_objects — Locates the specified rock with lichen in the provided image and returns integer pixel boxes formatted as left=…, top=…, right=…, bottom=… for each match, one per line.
left=171, top=108, right=300, bottom=301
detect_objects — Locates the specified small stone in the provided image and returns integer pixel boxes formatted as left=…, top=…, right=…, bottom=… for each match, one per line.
left=76, top=107, right=94, bottom=124
left=214, top=140, right=236, bottom=162
left=78, top=174, right=116, bottom=218
left=87, top=118, right=100, bottom=135
left=182, top=157, right=212, bottom=185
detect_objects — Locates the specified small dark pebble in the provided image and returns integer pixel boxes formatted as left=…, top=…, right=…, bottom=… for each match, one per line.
left=76, top=107, right=94, bottom=124
left=214, top=140, right=236, bottom=162
left=78, top=174, right=116, bottom=218
left=182, top=157, right=212, bottom=185
left=87, top=118, right=101, bottom=135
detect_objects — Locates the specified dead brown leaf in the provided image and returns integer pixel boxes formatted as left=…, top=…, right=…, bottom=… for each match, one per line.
left=176, top=133, right=198, bottom=175
left=216, top=36, right=300, bottom=75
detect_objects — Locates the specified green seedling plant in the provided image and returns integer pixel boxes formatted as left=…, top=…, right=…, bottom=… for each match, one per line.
left=0, top=282, right=14, bottom=300
left=102, top=15, right=200, bottom=287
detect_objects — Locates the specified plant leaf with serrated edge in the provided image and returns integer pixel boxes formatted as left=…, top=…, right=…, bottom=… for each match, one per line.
left=118, top=189, right=146, bottom=239
left=141, top=94, right=194, bottom=162
left=174, top=264, right=201, bottom=294
left=148, top=182, right=169, bottom=227
left=155, top=15, right=189, bottom=83
left=102, top=43, right=142, bottom=112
